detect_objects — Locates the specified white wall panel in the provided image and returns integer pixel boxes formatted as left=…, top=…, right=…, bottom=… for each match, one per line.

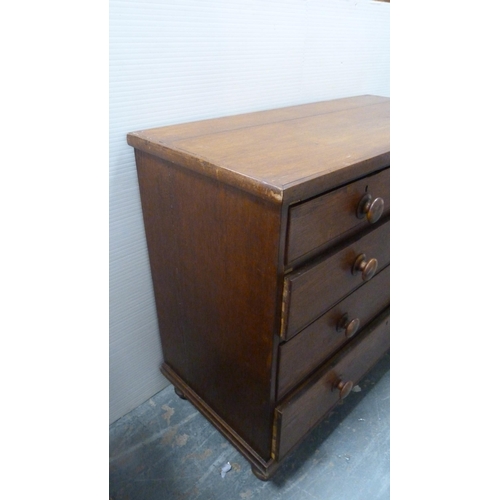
left=109, top=0, right=389, bottom=424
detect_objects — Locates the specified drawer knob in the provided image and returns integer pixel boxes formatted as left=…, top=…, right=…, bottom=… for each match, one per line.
left=337, top=314, right=360, bottom=338
left=352, top=254, right=378, bottom=281
left=357, top=194, right=384, bottom=223
left=334, top=379, right=354, bottom=400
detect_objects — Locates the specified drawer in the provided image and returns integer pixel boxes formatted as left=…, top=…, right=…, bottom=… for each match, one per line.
left=277, top=266, right=389, bottom=400
left=282, top=220, right=389, bottom=340
left=286, top=167, right=389, bottom=265
left=273, top=309, right=390, bottom=460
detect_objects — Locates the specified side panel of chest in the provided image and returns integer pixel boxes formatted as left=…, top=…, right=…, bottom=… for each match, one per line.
left=135, top=150, right=283, bottom=460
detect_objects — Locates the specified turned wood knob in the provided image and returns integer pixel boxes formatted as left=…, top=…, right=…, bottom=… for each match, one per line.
left=336, top=313, right=360, bottom=338
left=352, top=253, right=378, bottom=281
left=333, top=379, right=354, bottom=399
left=356, top=194, right=384, bottom=223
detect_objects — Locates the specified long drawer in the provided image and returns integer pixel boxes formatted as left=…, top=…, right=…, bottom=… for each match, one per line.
left=282, top=220, right=389, bottom=340
left=286, top=167, right=389, bottom=264
left=273, top=309, right=390, bottom=460
left=277, top=266, right=389, bottom=400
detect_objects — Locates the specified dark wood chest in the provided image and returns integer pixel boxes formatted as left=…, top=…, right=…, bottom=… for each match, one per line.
left=127, top=95, right=390, bottom=480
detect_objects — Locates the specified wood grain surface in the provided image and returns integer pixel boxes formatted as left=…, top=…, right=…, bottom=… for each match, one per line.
left=277, top=266, right=390, bottom=399
left=275, top=309, right=390, bottom=459
left=128, top=95, right=389, bottom=203
left=136, top=150, right=283, bottom=459
left=286, top=167, right=390, bottom=264
left=130, top=95, right=390, bottom=476
left=283, top=220, right=390, bottom=339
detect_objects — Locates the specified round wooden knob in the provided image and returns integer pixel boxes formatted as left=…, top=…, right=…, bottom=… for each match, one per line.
left=336, top=380, right=354, bottom=399
left=357, top=194, right=384, bottom=223
left=352, top=253, right=378, bottom=281
left=336, top=314, right=360, bottom=338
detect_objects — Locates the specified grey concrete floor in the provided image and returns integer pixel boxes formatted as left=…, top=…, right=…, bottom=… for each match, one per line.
left=110, top=352, right=389, bottom=500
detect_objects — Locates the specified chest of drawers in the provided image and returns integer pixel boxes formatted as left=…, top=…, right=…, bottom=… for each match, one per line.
left=127, top=95, right=390, bottom=480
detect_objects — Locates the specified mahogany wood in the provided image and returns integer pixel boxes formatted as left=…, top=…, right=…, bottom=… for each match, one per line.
left=277, top=266, right=390, bottom=399
left=161, top=362, right=276, bottom=476
left=283, top=220, right=390, bottom=339
left=128, top=96, right=390, bottom=480
left=274, top=309, right=390, bottom=460
left=128, top=95, right=389, bottom=204
left=286, top=167, right=389, bottom=264
left=136, top=150, right=282, bottom=459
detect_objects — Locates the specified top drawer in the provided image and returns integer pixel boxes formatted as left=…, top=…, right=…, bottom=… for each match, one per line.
left=286, top=168, right=389, bottom=264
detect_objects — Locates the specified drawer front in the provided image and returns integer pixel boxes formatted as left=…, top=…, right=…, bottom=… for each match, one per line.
left=282, top=220, right=389, bottom=340
left=274, top=309, right=390, bottom=460
left=286, top=168, right=389, bottom=264
left=277, top=266, right=389, bottom=400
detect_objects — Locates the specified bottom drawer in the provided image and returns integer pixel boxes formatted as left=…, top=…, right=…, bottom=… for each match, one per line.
left=273, top=308, right=390, bottom=460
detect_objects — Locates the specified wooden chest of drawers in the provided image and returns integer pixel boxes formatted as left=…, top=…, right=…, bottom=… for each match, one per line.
left=127, top=95, right=390, bottom=480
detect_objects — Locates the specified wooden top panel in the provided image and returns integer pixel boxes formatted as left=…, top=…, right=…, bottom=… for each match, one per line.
left=127, top=95, right=389, bottom=203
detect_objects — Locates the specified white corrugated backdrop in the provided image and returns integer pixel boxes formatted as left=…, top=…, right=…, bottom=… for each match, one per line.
left=109, top=0, right=389, bottom=424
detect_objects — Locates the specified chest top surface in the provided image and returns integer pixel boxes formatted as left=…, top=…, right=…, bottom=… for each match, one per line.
left=127, top=95, right=389, bottom=203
